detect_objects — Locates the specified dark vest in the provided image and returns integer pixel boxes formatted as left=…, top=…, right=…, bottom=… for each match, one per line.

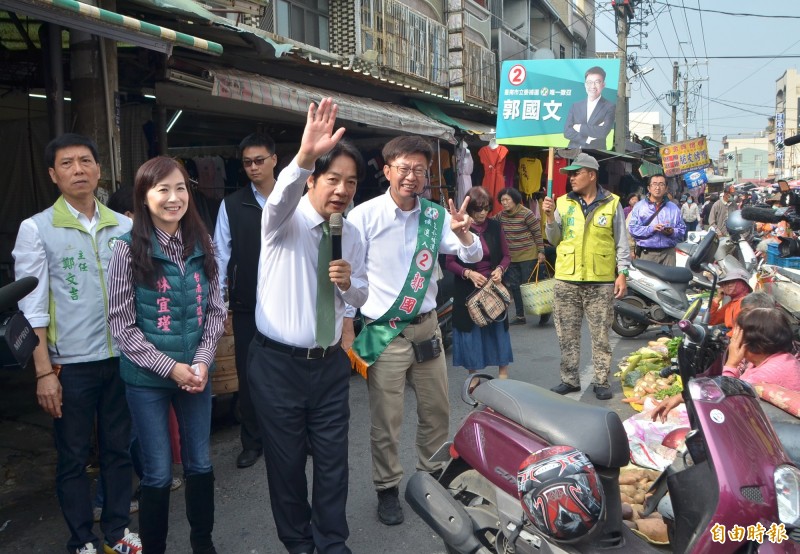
left=224, top=186, right=263, bottom=312
left=452, top=219, right=508, bottom=332
left=118, top=233, right=210, bottom=389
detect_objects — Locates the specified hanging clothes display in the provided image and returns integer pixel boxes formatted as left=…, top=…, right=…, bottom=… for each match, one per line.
left=518, top=157, right=543, bottom=196
left=478, top=141, right=508, bottom=216
left=455, top=141, right=474, bottom=206
left=551, top=157, right=569, bottom=198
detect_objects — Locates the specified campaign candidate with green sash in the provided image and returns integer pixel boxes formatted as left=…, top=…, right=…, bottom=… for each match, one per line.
left=345, top=135, right=482, bottom=527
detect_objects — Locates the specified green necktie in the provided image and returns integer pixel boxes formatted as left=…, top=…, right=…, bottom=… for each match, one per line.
left=315, top=221, right=335, bottom=347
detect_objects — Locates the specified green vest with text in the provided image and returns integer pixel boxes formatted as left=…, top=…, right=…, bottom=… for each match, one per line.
left=554, top=192, right=620, bottom=282
left=118, top=233, right=210, bottom=389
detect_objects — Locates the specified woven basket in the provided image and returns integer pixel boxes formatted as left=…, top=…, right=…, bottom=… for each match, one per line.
left=520, top=261, right=555, bottom=316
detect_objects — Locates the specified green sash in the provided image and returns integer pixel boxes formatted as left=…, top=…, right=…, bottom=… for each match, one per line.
left=349, top=199, right=446, bottom=377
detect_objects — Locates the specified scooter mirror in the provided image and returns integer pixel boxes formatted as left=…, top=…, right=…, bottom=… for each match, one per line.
left=689, top=230, right=719, bottom=273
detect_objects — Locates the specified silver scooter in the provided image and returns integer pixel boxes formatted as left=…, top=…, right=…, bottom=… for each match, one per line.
left=612, top=232, right=720, bottom=337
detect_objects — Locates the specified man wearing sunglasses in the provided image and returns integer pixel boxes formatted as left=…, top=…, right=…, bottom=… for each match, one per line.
left=213, top=133, right=277, bottom=469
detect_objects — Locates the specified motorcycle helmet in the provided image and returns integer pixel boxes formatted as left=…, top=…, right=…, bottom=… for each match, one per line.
left=725, top=210, right=754, bottom=236
left=517, top=445, right=605, bottom=543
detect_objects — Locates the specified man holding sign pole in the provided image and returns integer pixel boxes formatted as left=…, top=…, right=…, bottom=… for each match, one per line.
left=542, top=153, right=630, bottom=400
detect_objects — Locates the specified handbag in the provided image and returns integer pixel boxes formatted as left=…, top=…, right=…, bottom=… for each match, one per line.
left=466, top=279, right=511, bottom=327
left=520, top=261, right=556, bottom=316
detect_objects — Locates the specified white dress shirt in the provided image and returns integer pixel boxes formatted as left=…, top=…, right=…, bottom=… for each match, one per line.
left=347, top=191, right=481, bottom=320
left=213, top=183, right=267, bottom=291
left=255, top=160, right=369, bottom=348
left=13, top=199, right=106, bottom=328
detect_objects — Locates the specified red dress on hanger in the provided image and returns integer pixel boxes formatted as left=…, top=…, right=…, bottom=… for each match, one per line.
left=478, top=144, right=508, bottom=216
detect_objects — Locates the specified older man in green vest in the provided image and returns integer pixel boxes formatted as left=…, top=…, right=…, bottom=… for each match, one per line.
left=542, top=153, right=631, bottom=400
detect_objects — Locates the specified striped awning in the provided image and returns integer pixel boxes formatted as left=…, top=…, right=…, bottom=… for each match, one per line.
left=411, top=99, right=494, bottom=135
left=210, top=68, right=456, bottom=143
left=0, top=0, right=223, bottom=55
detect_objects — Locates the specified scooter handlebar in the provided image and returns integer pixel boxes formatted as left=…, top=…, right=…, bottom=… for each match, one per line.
left=678, top=319, right=705, bottom=344
left=660, top=365, right=677, bottom=378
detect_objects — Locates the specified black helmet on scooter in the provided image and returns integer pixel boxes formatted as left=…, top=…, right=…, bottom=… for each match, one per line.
left=725, top=210, right=754, bottom=236
left=517, top=445, right=605, bottom=542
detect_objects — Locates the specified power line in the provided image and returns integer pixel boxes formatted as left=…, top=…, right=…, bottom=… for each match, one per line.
left=651, top=2, right=800, bottom=19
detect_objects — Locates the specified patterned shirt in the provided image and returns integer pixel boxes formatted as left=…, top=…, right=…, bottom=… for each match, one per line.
left=107, top=227, right=226, bottom=378
left=495, top=204, right=544, bottom=263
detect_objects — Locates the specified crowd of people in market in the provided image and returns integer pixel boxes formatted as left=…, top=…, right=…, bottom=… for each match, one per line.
left=12, top=96, right=800, bottom=554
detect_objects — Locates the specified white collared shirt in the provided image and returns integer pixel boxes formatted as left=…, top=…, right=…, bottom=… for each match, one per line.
left=347, top=190, right=482, bottom=320
left=12, top=199, right=104, bottom=327
left=586, top=96, right=600, bottom=121
left=254, top=160, right=369, bottom=348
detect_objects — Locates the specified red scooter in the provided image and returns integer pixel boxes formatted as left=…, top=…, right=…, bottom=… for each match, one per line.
left=406, top=232, right=800, bottom=553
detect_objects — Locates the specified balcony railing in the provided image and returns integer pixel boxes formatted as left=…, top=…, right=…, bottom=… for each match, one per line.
left=360, top=0, right=448, bottom=87
left=463, top=38, right=496, bottom=104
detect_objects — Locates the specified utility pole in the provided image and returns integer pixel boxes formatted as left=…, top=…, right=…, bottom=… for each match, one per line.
left=613, top=0, right=634, bottom=154
left=671, top=62, right=678, bottom=143
left=683, top=70, right=689, bottom=141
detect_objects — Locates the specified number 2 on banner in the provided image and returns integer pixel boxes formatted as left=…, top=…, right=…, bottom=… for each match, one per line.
left=416, top=249, right=433, bottom=271
left=508, top=64, right=526, bottom=86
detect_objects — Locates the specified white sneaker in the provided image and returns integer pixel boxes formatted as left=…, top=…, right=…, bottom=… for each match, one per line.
left=103, top=529, right=141, bottom=554
left=76, top=543, right=98, bottom=554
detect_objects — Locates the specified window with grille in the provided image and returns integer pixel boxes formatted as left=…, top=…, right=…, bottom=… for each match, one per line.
left=277, top=0, right=330, bottom=50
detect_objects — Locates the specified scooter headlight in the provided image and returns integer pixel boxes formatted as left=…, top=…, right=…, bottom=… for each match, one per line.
left=774, top=464, right=800, bottom=527
left=688, top=378, right=724, bottom=403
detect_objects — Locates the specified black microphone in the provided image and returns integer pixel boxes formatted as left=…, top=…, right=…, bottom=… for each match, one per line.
left=784, top=134, right=800, bottom=147
left=330, top=213, right=343, bottom=261
left=0, top=276, right=38, bottom=313
left=741, top=206, right=786, bottom=224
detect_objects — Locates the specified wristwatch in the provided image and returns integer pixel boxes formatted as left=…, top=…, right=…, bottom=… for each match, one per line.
left=620, top=268, right=629, bottom=277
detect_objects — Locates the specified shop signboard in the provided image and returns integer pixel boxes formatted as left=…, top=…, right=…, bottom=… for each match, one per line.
left=658, top=137, right=711, bottom=177
left=495, top=59, right=621, bottom=149
left=683, top=169, right=708, bottom=189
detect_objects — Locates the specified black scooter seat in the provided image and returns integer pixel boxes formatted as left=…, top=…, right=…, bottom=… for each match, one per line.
left=632, top=259, right=693, bottom=284
left=472, top=379, right=630, bottom=468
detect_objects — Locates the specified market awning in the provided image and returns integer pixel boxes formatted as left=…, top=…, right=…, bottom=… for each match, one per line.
left=411, top=99, right=494, bottom=135
left=209, top=68, right=456, bottom=143
left=0, top=0, right=222, bottom=55
left=638, top=160, right=663, bottom=177
left=128, top=0, right=292, bottom=58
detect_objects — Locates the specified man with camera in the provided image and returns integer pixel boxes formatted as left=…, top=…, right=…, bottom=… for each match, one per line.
left=627, top=174, right=686, bottom=266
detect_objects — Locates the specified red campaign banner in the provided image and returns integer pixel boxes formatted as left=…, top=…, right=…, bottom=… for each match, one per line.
left=658, top=137, right=711, bottom=177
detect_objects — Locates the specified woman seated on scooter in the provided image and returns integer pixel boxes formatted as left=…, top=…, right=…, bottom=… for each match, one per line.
left=653, top=302, right=800, bottom=422
left=721, top=307, right=800, bottom=391
left=708, top=267, right=752, bottom=334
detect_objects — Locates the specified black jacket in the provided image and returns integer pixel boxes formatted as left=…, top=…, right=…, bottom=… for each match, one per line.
left=224, top=186, right=262, bottom=312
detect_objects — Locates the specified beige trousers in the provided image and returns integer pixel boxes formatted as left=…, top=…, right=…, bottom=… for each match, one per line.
left=367, top=312, right=449, bottom=491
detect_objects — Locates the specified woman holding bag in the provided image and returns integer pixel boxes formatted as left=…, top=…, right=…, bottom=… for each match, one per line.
left=107, top=156, right=226, bottom=553
left=495, top=187, right=547, bottom=325
left=446, top=187, right=513, bottom=378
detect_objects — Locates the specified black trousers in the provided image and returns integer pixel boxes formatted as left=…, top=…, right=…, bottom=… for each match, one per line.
left=247, top=340, right=351, bottom=554
left=232, top=310, right=261, bottom=451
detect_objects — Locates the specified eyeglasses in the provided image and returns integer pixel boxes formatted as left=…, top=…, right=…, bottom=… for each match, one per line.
left=390, top=165, right=428, bottom=178
left=472, top=206, right=490, bottom=213
left=243, top=156, right=273, bottom=168
left=585, top=79, right=604, bottom=86
left=649, top=182, right=667, bottom=188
